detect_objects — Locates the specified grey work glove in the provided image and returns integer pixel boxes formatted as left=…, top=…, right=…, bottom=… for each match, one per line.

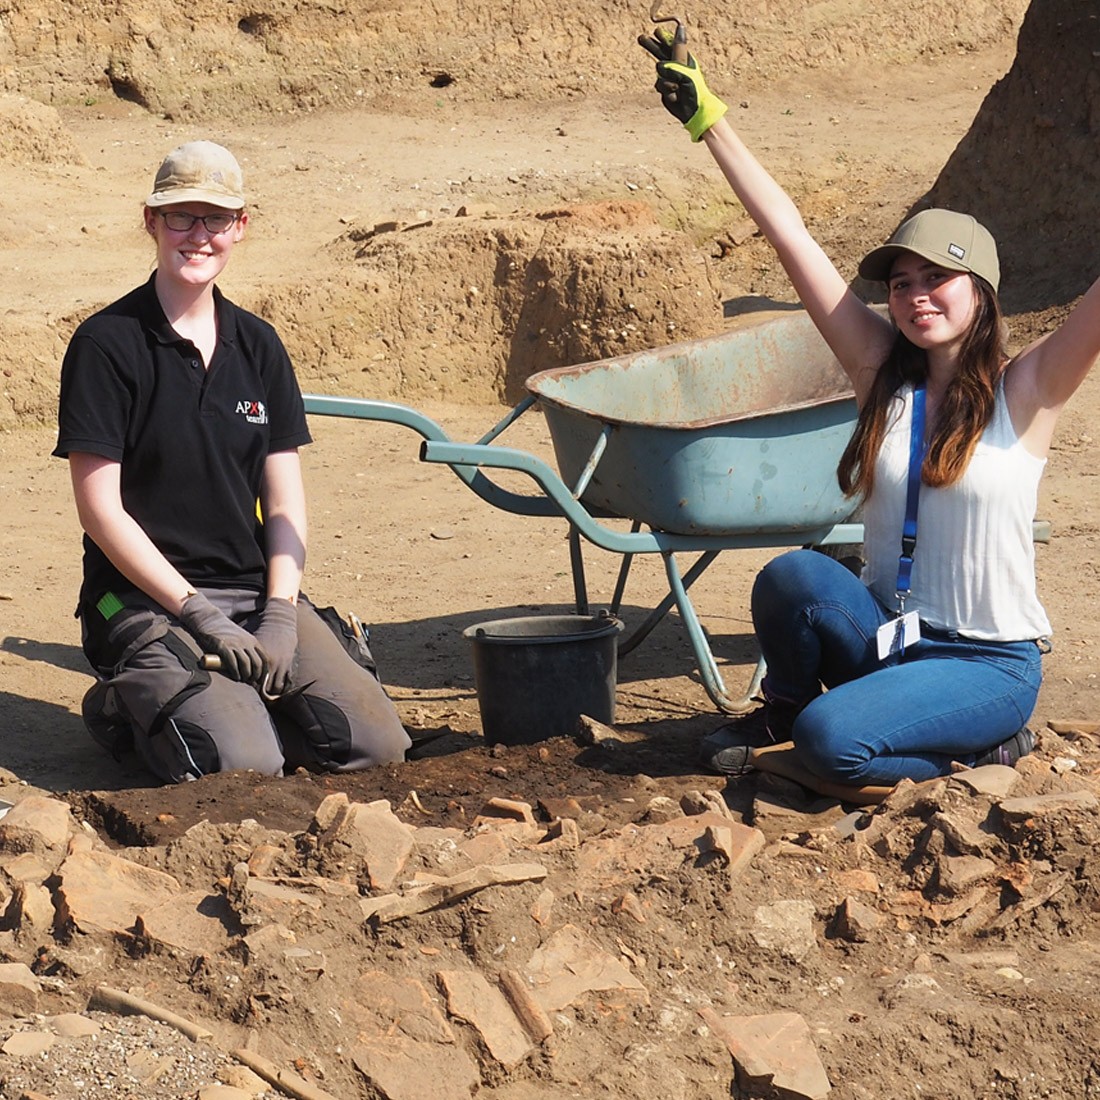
left=253, top=597, right=299, bottom=697
left=179, top=591, right=268, bottom=685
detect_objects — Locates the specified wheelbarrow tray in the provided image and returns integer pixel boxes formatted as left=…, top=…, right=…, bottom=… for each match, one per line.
left=525, top=309, right=858, bottom=536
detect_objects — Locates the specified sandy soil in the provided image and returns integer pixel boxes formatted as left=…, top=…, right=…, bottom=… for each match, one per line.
left=3, top=2, right=1100, bottom=1098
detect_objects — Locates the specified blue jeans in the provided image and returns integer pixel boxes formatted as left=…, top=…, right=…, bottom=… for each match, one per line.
left=751, top=550, right=1044, bottom=785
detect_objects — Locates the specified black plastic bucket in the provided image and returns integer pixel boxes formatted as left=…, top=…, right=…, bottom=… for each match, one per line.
left=463, top=613, right=624, bottom=746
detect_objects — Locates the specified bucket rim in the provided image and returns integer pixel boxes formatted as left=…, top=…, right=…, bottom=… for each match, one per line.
left=462, top=613, right=624, bottom=645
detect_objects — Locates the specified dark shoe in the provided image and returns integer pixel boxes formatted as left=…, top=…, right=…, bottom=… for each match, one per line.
left=971, top=727, right=1036, bottom=768
left=700, top=703, right=795, bottom=778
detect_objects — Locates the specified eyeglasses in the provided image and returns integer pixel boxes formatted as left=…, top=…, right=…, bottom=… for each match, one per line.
left=155, top=210, right=240, bottom=234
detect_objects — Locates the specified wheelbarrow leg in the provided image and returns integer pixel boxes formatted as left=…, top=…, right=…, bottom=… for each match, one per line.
left=568, top=526, right=589, bottom=615
left=565, top=426, right=616, bottom=617
left=609, top=521, right=643, bottom=616
left=619, top=548, right=720, bottom=657
left=744, top=653, right=767, bottom=702
left=661, top=550, right=761, bottom=715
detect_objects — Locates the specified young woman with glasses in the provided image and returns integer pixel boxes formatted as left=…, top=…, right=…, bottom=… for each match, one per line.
left=55, top=141, right=411, bottom=783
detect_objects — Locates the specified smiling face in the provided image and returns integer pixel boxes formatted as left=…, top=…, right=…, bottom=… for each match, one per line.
left=887, top=254, right=979, bottom=357
left=143, top=201, right=248, bottom=292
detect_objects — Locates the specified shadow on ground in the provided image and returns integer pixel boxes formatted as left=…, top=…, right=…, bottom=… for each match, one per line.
left=1, top=636, right=88, bottom=675
left=366, top=601, right=758, bottom=692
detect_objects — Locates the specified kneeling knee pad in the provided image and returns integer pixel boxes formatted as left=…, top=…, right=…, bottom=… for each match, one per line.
left=151, top=718, right=222, bottom=783
left=272, top=695, right=353, bottom=770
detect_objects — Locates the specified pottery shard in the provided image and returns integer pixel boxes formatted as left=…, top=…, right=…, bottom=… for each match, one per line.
left=437, top=969, right=533, bottom=1068
left=950, top=764, right=1022, bottom=799
left=1048, top=719, right=1100, bottom=736
left=352, top=1034, right=479, bottom=1100
left=5, top=880, right=55, bottom=932
left=317, top=798, right=416, bottom=891
left=54, top=848, right=181, bottom=935
left=640, top=796, right=683, bottom=824
left=2, top=1030, right=55, bottom=1055
left=1, top=850, right=54, bottom=886
left=752, top=791, right=851, bottom=838
left=360, top=862, right=547, bottom=925
left=0, top=795, right=75, bottom=853
left=50, top=1013, right=102, bottom=1038
left=523, top=922, right=648, bottom=1012
left=701, top=1009, right=831, bottom=1100
left=234, top=876, right=325, bottom=929
left=241, top=927, right=297, bottom=974
left=347, top=970, right=455, bottom=1044
left=832, top=896, right=884, bottom=942
left=476, top=796, right=536, bottom=825
left=455, top=830, right=513, bottom=867
left=928, top=811, right=996, bottom=857
left=935, top=854, right=998, bottom=897
left=134, top=890, right=234, bottom=954
left=0, top=961, right=41, bottom=1017
left=831, top=869, right=880, bottom=894
left=312, top=791, right=351, bottom=832
left=576, top=812, right=764, bottom=888
left=999, top=791, right=1100, bottom=824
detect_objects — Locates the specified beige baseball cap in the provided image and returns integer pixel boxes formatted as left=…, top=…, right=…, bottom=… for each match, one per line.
left=146, top=141, right=245, bottom=209
left=858, top=208, right=1000, bottom=292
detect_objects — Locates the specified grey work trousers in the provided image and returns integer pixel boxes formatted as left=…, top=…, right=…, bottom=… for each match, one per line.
left=80, top=587, right=411, bottom=783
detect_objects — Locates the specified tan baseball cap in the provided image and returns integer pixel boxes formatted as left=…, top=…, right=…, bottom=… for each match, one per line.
left=858, top=208, right=1000, bottom=292
left=146, top=141, right=245, bottom=210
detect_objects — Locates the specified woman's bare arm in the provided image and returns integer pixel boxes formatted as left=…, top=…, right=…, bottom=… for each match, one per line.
left=702, top=118, right=894, bottom=402
left=259, top=449, right=307, bottom=604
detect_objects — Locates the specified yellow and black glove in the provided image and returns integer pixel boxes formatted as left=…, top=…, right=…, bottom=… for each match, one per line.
left=638, top=28, right=728, bottom=142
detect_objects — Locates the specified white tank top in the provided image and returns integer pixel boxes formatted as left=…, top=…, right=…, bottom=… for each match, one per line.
left=861, top=380, right=1051, bottom=641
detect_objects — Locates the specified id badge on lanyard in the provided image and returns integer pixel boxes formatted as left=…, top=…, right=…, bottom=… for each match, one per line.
left=877, top=608, right=920, bottom=660
left=875, top=383, right=926, bottom=661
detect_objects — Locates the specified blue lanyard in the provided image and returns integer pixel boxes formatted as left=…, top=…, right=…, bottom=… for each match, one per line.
left=895, top=383, right=927, bottom=609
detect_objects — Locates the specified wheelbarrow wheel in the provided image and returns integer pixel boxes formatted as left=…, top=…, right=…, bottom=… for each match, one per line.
left=814, top=540, right=864, bottom=577
left=811, top=505, right=864, bottom=577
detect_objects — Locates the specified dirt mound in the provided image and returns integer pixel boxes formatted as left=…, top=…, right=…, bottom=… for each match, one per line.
left=920, top=0, right=1099, bottom=310
left=1, top=0, right=1026, bottom=119
left=0, top=95, right=85, bottom=166
left=210, top=202, right=724, bottom=407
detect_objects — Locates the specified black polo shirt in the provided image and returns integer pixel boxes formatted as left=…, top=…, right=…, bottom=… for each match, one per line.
left=54, top=274, right=312, bottom=605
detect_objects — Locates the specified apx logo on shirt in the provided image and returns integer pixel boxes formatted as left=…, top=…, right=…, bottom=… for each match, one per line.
left=236, top=399, right=268, bottom=425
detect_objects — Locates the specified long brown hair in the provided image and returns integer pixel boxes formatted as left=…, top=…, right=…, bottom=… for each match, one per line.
left=837, top=276, right=1006, bottom=499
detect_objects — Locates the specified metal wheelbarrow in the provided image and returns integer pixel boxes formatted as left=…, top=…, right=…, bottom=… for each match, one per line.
left=303, top=308, right=863, bottom=714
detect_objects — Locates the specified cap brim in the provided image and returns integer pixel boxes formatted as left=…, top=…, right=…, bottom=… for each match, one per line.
left=146, top=188, right=245, bottom=210
left=858, top=243, right=970, bottom=283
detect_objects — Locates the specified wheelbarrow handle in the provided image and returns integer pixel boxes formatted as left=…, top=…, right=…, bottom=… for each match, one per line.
left=302, top=393, right=560, bottom=519
left=421, top=438, right=860, bottom=554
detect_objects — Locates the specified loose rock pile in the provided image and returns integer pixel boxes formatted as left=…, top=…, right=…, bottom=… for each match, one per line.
left=2, top=722, right=1100, bottom=1099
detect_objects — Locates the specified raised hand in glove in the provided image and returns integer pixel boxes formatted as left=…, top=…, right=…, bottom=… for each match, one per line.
left=638, top=28, right=728, bottom=142
left=179, top=591, right=268, bottom=686
left=253, top=597, right=299, bottom=697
